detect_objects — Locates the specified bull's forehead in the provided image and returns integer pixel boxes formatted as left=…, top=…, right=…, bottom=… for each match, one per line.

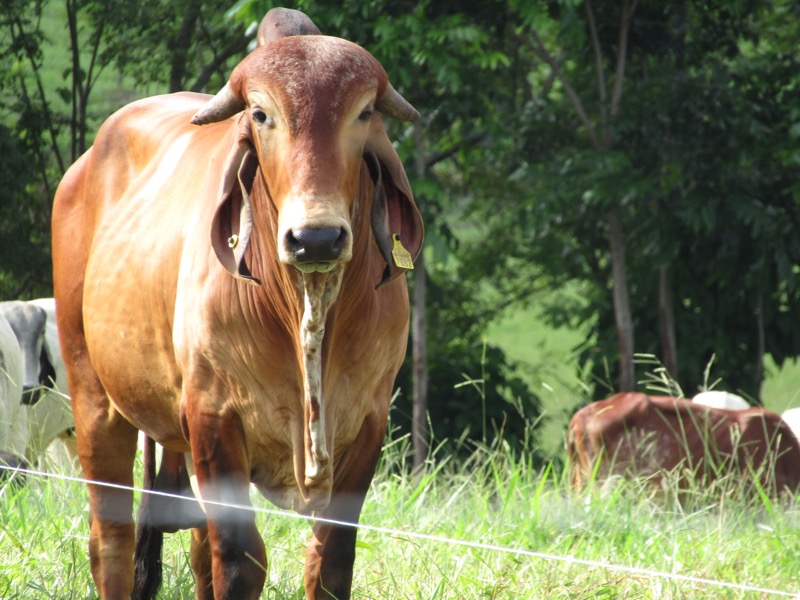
left=239, top=36, right=384, bottom=133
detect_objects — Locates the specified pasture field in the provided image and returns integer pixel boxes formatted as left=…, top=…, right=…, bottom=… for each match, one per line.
left=2, top=435, right=799, bottom=599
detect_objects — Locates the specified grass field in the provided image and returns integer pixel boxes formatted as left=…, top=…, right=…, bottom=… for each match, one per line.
left=2, top=435, right=800, bottom=598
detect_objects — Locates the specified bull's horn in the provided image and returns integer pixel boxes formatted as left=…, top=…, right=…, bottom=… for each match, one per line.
left=258, top=7, right=321, bottom=45
left=376, top=83, right=420, bottom=122
left=191, top=82, right=246, bottom=125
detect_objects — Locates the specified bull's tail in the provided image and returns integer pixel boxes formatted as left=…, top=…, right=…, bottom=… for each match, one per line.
left=132, top=440, right=207, bottom=599
left=133, top=435, right=163, bottom=600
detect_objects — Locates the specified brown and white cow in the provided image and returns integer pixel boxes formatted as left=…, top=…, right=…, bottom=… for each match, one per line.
left=51, top=8, right=422, bottom=600
left=567, top=392, right=800, bottom=497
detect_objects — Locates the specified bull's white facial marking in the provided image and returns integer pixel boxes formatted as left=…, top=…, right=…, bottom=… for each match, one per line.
left=300, top=267, right=343, bottom=494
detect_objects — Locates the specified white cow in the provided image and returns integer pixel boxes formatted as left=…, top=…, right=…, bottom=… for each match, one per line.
left=692, top=390, right=750, bottom=411
left=0, top=299, right=75, bottom=467
left=0, top=312, right=26, bottom=471
left=781, top=407, right=800, bottom=441
left=27, top=298, right=75, bottom=462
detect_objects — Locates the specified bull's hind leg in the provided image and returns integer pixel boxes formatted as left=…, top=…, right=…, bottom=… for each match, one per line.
left=304, top=412, right=386, bottom=600
left=190, top=526, right=214, bottom=600
left=54, top=283, right=139, bottom=596
left=71, top=368, right=139, bottom=597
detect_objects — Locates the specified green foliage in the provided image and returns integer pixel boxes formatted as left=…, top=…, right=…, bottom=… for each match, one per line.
left=454, top=0, right=800, bottom=400
left=393, top=264, right=543, bottom=455
left=0, top=125, right=50, bottom=297
left=1, top=0, right=799, bottom=448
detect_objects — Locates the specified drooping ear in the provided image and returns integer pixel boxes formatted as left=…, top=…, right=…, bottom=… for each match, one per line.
left=366, top=119, right=424, bottom=289
left=210, top=117, right=262, bottom=285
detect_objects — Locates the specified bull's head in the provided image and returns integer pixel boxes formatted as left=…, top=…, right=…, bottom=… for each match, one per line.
left=195, top=8, right=423, bottom=288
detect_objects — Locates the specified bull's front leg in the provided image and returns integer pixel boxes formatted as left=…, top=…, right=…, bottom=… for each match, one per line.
left=304, top=412, right=386, bottom=600
left=183, top=401, right=266, bottom=600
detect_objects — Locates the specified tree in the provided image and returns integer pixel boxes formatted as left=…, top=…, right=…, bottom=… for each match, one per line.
left=462, top=0, right=800, bottom=401
left=0, top=0, right=253, bottom=297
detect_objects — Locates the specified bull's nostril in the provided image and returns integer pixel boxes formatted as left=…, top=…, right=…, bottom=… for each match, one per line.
left=287, top=227, right=347, bottom=263
left=332, top=227, right=347, bottom=255
left=286, top=230, right=302, bottom=254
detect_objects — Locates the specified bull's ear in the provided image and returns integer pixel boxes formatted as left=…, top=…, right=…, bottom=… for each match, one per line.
left=365, top=120, right=424, bottom=289
left=210, top=124, right=262, bottom=285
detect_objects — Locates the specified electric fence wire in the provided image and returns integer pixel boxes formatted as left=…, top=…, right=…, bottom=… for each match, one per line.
left=0, top=464, right=797, bottom=598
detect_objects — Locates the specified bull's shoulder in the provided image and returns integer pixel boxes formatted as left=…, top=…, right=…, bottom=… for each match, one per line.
left=74, top=92, right=235, bottom=198
left=102, top=92, right=212, bottom=127
left=92, top=92, right=215, bottom=155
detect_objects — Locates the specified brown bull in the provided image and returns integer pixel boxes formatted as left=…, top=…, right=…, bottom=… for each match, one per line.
left=52, top=8, right=423, bottom=600
left=568, top=392, right=800, bottom=497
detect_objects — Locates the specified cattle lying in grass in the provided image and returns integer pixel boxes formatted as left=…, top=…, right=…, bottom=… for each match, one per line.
left=692, top=390, right=750, bottom=411
left=52, top=7, right=422, bottom=600
left=567, top=392, right=800, bottom=497
left=0, top=299, right=75, bottom=466
left=0, top=312, right=26, bottom=477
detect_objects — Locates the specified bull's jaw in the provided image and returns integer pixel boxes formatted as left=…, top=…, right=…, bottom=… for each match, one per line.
left=294, top=265, right=344, bottom=511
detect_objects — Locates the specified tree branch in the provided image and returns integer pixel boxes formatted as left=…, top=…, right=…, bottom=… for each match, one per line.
left=424, top=132, right=485, bottom=171
left=170, top=0, right=201, bottom=92
left=517, top=30, right=601, bottom=149
left=189, top=33, right=253, bottom=93
left=609, top=0, right=639, bottom=119
left=584, top=1, right=608, bottom=131
left=11, top=16, right=64, bottom=176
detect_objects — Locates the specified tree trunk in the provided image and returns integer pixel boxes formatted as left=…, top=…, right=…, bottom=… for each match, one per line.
left=411, top=254, right=428, bottom=469
left=754, top=291, right=765, bottom=402
left=607, top=206, right=635, bottom=390
left=658, top=265, right=678, bottom=381
left=169, top=0, right=201, bottom=93
left=411, top=121, right=429, bottom=470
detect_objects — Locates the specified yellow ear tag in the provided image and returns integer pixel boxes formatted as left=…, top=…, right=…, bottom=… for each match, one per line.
left=227, top=234, right=239, bottom=249
left=391, top=234, right=414, bottom=269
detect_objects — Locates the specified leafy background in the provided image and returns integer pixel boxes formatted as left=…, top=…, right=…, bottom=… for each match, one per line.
left=1, top=0, right=799, bottom=459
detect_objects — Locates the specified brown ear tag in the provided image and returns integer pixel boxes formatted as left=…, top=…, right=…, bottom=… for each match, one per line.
left=391, top=234, right=414, bottom=269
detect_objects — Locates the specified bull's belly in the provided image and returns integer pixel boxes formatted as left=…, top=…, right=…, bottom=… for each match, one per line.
left=82, top=281, right=184, bottom=446
left=80, top=191, right=190, bottom=446
left=84, top=325, right=184, bottom=447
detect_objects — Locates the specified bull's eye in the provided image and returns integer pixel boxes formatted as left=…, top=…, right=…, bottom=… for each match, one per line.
left=357, top=107, right=374, bottom=122
left=252, top=109, right=274, bottom=128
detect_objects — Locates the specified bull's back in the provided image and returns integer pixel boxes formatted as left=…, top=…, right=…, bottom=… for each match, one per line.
left=53, top=93, right=232, bottom=446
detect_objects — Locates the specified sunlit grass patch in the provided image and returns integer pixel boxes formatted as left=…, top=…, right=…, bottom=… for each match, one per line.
left=1, top=429, right=798, bottom=598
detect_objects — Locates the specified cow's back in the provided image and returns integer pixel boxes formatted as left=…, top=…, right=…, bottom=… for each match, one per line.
left=569, top=393, right=800, bottom=496
left=737, top=409, right=800, bottom=494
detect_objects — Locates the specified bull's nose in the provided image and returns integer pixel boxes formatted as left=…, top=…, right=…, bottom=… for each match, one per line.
left=286, top=227, right=347, bottom=263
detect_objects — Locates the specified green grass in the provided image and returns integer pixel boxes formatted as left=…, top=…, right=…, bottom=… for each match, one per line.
left=2, top=435, right=799, bottom=598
